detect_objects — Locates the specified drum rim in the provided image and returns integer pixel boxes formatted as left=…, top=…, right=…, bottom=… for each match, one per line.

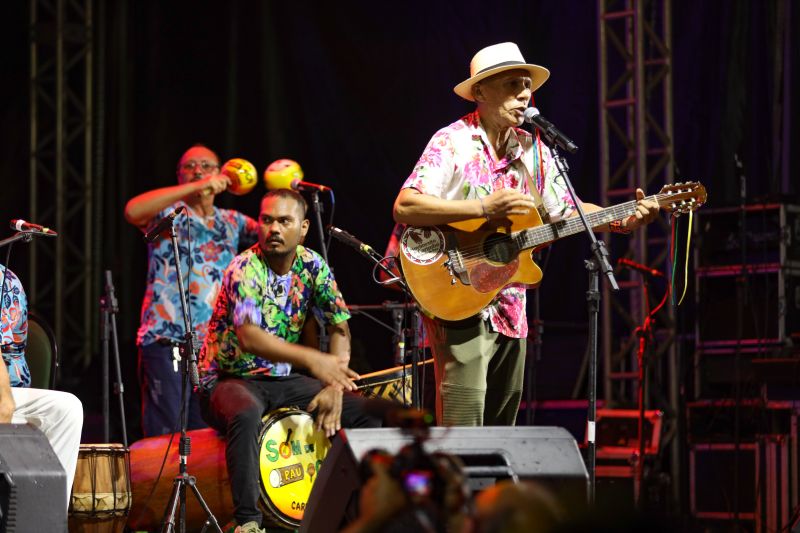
left=256, top=407, right=329, bottom=528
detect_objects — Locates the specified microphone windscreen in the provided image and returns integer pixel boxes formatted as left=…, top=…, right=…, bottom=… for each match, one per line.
left=264, top=159, right=304, bottom=190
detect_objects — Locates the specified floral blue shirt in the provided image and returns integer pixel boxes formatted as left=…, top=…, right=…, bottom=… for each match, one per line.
left=0, top=265, right=31, bottom=388
left=136, top=202, right=258, bottom=347
left=199, top=245, right=350, bottom=379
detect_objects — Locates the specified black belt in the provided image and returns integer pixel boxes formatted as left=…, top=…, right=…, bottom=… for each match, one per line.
left=155, top=338, right=181, bottom=347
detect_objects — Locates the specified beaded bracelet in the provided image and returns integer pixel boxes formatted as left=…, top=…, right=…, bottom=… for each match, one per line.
left=479, top=197, right=490, bottom=221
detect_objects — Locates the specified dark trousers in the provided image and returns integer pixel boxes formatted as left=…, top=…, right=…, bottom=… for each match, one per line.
left=199, top=374, right=380, bottom=526
left=138, top=342, right=207, bottom=437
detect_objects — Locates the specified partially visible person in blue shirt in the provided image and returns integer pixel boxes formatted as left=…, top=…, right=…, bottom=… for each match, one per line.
left=125, top=144, right=258, bottom=437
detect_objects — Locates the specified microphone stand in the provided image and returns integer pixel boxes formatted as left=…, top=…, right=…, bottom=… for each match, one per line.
left=154, top=215, right=221, bottom=533
left=329, top=229, right=425, bottom=409
left=526, top=250, right=544, bottom=425
left=310, top=190, right=330, bottom=352
left=0, top=232, right=35, bottom=249
left=548, top=144, right=620, bottom=506
left=633, top=278, right=653, bottom=508
left=100, top=270, right=128, bottom=447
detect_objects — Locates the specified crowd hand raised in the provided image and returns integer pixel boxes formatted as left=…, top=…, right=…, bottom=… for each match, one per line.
left=626, top=188, right=661, bottom=230
left=309, top=353, right=359, bottom=391
left=482, top=189, right=537, bottom=218
left=307, top=385, right=343, bottom=437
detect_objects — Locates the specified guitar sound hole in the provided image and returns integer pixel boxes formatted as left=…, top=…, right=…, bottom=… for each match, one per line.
left=483, top=233, right=517, bottom=264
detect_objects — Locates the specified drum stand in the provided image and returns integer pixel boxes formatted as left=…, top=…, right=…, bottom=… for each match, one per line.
left=146, top=214, right=222, bottom=533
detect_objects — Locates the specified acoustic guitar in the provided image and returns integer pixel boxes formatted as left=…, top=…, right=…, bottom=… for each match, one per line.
left=398, top=182, right=706, bottom=321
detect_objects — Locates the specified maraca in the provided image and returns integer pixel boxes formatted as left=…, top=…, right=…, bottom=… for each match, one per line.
left=220, top=158, right=258, bottom=196
left=264, top=159, right=304, bottom=190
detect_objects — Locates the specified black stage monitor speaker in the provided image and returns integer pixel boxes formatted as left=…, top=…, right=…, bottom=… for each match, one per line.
left=300, top=426, right=588, bottom=533
left=0, top=423, right=67, bottom=532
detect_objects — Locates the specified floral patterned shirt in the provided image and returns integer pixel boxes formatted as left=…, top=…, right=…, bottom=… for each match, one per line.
left=1, top=265, right=31, bottom=388
left=199, top=244, right=350, bottom=378
left=136, top=202, right=258, bottom=347
left=401, top=111, right=576, bottom=338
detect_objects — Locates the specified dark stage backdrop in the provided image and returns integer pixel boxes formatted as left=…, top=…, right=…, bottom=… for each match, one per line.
left=0, top=0, right=796, bottom=442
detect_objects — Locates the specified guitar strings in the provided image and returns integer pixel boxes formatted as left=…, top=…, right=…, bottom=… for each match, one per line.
left=452, top=199, right=642, bottom=263
left=451, top=192, right=694, bottom=265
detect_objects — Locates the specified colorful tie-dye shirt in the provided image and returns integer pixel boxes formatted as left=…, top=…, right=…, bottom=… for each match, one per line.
left=0, top=265, right=31, bottom=388
left=136, top=202, right=258, bottom=347
left=401, top=110, right=576, bottom=338
left=199, top=244, right=350, bottom=378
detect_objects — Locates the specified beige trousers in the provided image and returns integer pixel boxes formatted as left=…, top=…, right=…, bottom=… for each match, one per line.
left=11, top=387, right=83, bottom=506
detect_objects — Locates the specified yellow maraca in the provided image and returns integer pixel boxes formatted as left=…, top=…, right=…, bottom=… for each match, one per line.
left=264, top=159, right=304, bottom=190
left=220, top=158, right=258, bottom=195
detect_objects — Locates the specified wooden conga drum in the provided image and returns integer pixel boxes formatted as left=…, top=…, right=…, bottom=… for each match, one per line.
left=127, top=428, right=230, bottom=532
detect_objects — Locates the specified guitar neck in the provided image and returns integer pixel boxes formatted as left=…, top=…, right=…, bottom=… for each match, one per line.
left=518, top=198, right=645, bottom=249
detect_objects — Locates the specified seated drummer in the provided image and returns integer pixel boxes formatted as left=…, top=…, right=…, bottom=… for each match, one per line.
left=198, top=188, right=381, bottom=533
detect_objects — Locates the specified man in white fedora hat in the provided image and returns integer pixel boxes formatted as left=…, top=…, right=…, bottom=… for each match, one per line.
left=393, top=42, right=659, bottom=426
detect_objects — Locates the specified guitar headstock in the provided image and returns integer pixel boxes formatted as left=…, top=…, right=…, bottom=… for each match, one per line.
left=656, top=181, right=707, bottom=216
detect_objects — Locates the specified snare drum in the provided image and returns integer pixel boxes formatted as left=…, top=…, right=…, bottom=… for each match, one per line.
left=356, top=358, right=434, bottom=406
left=69, top=444, right=131, bottom=533
left=258, top=408, right=331, bottom=529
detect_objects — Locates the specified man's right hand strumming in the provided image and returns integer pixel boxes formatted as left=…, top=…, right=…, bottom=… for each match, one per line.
left=481, top=189, right=537, bottom=218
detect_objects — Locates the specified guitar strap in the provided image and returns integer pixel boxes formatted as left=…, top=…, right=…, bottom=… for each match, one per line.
left=521, top=135, right=549, bottom=223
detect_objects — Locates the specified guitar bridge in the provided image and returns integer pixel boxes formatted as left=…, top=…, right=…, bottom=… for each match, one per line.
left=443, top=249, right=471, bottom=286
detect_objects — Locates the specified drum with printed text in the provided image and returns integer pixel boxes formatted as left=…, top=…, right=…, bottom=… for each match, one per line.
left=257, top=407, right=331, bottom=529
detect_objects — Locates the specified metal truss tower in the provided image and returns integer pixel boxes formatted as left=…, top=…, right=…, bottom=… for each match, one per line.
left=29, top=0, right=96, bottom=369
left=598, top=0, right=674, bottom=407
left=597, top=0, right=678, bottom=497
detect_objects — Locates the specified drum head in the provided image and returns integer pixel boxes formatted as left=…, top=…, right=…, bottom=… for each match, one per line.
left=257, top=408, right=330, bottom=528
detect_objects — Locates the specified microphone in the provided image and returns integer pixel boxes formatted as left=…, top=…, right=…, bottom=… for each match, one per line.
left=264, top=172, right=331, bottom=192
left=294, top=180, right=331, bottom=192
left=523, top=107, right=579, bottom=154
left=617, top=257, right=664, bottom=278
left=328, top=225, right=375, bottom=256
left=144, top=206, right=185, bottom=243
left=10, top=219, right=58, bottom=236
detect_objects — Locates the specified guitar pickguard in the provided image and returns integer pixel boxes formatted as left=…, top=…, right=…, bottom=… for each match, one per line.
left=469, top=258, right=520, bottom=293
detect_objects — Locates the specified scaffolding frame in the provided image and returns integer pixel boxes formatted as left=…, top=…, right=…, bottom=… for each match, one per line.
left=597, top=0, right=680, bottom=505
left=29, top=0, right=96, bottom=369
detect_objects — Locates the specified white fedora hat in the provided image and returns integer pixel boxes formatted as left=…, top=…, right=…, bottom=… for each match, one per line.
left=453, top=42, right=550, bottom=102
